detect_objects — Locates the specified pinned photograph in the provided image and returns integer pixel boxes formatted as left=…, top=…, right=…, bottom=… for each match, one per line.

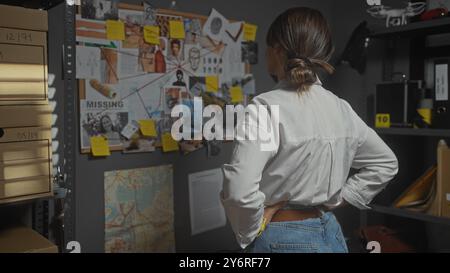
left=76, top=46, right=101, bottom=79
left=139, top=43, right=157, bottom=73
left=189, top=77, right=206, bottom=96
left=167, top=39, right=184, bottom=64
left=172, top=70, right=188, bottom=87
left=119, top=9, right=144, bottom=48
left=184, top=44, right=203, bottom=74
left=202, top=53, right=224, bottom=75
left=179, top=140, right=204, bottom=155
left=122, top=136, right=156, bottom=154
left=164, top=87, right=190, bottom=114
left=80, top=100, right=128, bottom=150
left=81, top=0, right=119, bottom=21
left=242, top=41, right=258, bottom=65
left=203, top=8, right=229, bottom=42
left=100, top=48, right=118, bottom=84
left=156, top=14, right=183, bottom=37
left=143, top=1, right=157, bottom=25
left=184, top=18, right=202, bottom=45
left=159, top=37, right=169, bottom=56
left=89, top=79, right=117, bottom=99
left=242, top=74, right=256, bottom=95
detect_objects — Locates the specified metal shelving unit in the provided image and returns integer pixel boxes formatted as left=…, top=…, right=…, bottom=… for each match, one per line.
left=371, top=205, right=450, bottom=226
left=361, top=16, right=450, bottom=251
left=375, top=128, right=450, bottom=137
left=0, top=0, right=71, bottom=252
left=368, top=126, right=450, bottom=225
left=371, top=17, right=450, bottom=38
left=62, top=1, right=77, bottom=250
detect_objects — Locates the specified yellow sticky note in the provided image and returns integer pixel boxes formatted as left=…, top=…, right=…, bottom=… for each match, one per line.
left=162, top=132, right=179, bottom=152
left=90, top=136, right=111, bottom=156
left=139, top=119, right=157, bottom=137
left=144, top=25, right=160, bottom=44
left=375, top=113, right=391, bottom=128
left=169, top=20, right=185, bottom=39
left=244, top=23, right=258, bottom=41
left=230, top=86, right=244, bottom=103
left=205, top=76, right=219, bottom=93
left=106, top=20, right=125, bottom=41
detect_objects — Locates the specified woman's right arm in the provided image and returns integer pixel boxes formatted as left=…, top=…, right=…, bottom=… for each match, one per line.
left=340, top=100, right=399, bottom=209
left=342, top=126, right=399, bottom=209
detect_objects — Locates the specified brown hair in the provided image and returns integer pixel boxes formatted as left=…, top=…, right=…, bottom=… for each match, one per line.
left=266, top=7, right=334, bottom=92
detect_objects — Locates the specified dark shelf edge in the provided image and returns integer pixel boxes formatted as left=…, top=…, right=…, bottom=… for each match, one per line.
left=370, top=17, right=450, bottom=38
left=374, top=128, right=450, bottom=137
left=370, top=204, right=450, bottom=225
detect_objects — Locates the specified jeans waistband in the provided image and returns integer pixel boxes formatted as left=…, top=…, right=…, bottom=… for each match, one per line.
left=283, top=203, right=329, bottom=212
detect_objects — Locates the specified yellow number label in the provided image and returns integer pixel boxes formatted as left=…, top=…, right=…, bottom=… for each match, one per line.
left=375, top=114, right=390, bottom=128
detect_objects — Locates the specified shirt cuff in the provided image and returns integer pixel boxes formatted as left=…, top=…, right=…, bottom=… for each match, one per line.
left=341, top=185, right=372, bottom=210
left=236, top=216, right=264, bottom=249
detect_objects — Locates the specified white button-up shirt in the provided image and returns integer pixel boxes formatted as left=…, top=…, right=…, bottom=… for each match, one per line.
left=221, top=80, right=399, bottom=249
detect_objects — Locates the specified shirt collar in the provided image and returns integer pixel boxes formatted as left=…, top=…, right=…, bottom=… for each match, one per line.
left=274, top=77, right=322, bottom=90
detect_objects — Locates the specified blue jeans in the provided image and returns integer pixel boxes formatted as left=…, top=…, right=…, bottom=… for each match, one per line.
left=247, top=211, right=348, bottom=253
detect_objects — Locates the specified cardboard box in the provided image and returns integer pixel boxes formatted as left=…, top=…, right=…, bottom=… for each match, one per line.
left=0, top=27, right=48, bottom=104
left=0, top=105, right=52, bottom=204
left=0, top=226, right=57, bottom=253
left=0, top=105, right=51, bottom=128
left=0, top=5, right=52, bottom=204
left=0, top=4, right=48, bottom=31
left=437, top=141, right=450, bottom=218
left=0, top=4, right=48, bottom=105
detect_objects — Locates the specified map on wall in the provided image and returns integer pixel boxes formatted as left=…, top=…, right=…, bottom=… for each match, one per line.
left=104, top=164, right=175, bottom=253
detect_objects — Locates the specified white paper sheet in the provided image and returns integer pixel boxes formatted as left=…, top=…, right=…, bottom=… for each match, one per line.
left=183, top=44, right=204, bottom=75
left=242, top=74, right=256, bottom=95
left=75, top=15, right=111, bottom=46
left=121, top=120, right=140, bottom=139
left=188, top=168, right=226, bottom=235
left=222, top=21, right=245, bottom=83
left=143, top=2, right=157, bottom=26
left=202, top=8, right=229, bottom=42
left=436, top=63, right=449, bottom=101
left=76, top=46, right=101, bottom=79
left=118, top=48, right=140, bottom=78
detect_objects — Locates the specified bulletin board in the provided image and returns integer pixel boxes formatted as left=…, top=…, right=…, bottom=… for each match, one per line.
left=76, top=2, right=258, bottom=155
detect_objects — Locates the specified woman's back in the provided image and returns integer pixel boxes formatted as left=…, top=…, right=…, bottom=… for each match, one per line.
left=252, top=82, right=367, bottom=207
left=220, top=6, right=398, bottom=251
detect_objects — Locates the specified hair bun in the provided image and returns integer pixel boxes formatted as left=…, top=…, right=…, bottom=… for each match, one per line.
left=286, top=57, right=313, bottom=70
left=285, top=57, right=317, bottom=91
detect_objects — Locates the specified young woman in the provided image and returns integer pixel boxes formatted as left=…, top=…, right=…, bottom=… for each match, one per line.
left=221, top=7, right=398, bottom=253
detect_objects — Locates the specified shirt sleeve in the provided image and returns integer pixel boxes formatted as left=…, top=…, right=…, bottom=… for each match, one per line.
left=220, top=102, right=278, bottom=249
left=341, top=103, right=399, bottom=209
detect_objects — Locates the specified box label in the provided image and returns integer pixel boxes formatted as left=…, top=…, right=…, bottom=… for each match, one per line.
left=0, top=28, right=46, bottom=46
left=435, top=63, right=449, bottom=101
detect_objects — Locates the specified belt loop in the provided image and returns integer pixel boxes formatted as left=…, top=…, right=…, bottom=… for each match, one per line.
left=318, top=207, right=326, bottom=225
left=318, top=208, right=327, bottom=227
left=318, top=207, right=325, bottom=216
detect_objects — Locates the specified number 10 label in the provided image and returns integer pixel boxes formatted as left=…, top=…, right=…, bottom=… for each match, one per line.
left=375, top=114, right=390, bottom=128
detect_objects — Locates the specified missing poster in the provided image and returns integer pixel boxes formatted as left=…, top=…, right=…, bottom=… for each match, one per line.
left=80, top=100, right=128, bottom=150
